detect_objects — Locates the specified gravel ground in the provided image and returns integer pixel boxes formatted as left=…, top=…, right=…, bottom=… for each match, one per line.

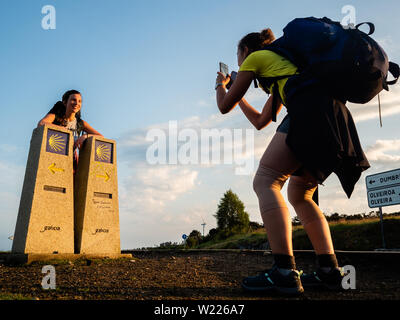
left=0, top=250, right=399, bottom=300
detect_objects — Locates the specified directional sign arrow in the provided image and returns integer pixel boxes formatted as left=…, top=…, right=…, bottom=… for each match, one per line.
left=96, top=172, right=110, bottom=182
left=48, top=163, right=64, bottom=174
left=366, top=168, right=400, bottom=191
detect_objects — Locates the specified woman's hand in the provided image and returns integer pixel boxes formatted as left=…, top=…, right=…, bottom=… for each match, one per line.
left=216, top=71, right=254, bottom=114
left=216, top=72, right=231, bottom=88
left=74, top=134, right=88, bottom=150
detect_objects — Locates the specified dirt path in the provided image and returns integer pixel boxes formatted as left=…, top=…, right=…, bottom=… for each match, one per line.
left=0, top=250, right=399, bottom=300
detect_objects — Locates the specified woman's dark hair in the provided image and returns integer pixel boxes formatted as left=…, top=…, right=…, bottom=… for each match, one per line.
left=59, top=89, right=82, bottom=121
left=62, top=89, right=81, bottom=104
left=238, top=28, right=275, bottom=54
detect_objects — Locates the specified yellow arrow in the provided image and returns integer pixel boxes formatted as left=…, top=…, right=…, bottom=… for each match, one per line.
left=48, top=163, right=64, bottom=174
left=96, top=172, right=110, bottom=182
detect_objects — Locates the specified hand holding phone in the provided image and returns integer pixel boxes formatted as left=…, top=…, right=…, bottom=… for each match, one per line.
left=226, top=71, right=237, bottom=89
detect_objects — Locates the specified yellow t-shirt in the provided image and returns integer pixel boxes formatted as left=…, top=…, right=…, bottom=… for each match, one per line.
left=239, top=50, right=299, bottom=105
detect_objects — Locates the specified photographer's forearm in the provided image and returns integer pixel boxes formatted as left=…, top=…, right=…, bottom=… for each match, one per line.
left=216, top=86, right=238, bottom=114
left=238, top=98, right=262, bottom=130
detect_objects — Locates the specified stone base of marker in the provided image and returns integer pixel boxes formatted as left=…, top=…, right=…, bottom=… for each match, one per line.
left=4, top=253, right=132, bottom=265
left=74, top=136, right=121, bottom=254
left=12, top=125, right=75, bottom=254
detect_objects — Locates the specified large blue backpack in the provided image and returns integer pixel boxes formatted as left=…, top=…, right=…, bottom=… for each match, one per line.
left=260, top=17, right=400, bottom=122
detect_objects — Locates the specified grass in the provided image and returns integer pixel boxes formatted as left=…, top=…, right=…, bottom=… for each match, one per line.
left=293, top=217, right=400, bottom=250
left=0, top=293, right=34, bottom=300
left=197, top=229, right=268, bottom=249
left=195, top=217, right=400, bottom=251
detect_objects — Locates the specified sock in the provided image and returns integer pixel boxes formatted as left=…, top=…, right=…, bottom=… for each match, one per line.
left=273, top=254, right=296, bottom=270
left=320, top=267, right=332, bottom=273
left=277, top=268, right=293, bottom=276
left=317, top=254, right=339, bottom=272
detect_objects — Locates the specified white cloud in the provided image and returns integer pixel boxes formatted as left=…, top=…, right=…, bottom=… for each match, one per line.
left=349, top=85, right=400, bottom=123
left=120, top=165, right=199, bottom=214
left=364, top=139, right=400, bottom=163
left=375, top=35, right=399, bottom=59
left=243, top=86, right=268, bottom=105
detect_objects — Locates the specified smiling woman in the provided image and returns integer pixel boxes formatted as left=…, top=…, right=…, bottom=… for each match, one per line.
left=37, top=90, right=103, bottom=173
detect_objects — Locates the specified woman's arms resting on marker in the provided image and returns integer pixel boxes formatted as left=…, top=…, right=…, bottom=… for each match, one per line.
left=37, top=114, right=103, bottom=149
left=216, top=70, right=283, bottom=130
left=75, top=121, right=103, bottom=149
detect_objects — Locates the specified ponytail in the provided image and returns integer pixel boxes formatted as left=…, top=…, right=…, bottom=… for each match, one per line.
left=238, top=28, right=275, bottom=53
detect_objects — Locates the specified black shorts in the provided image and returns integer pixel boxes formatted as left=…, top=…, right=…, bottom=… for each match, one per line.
left=275, top=114, right=304, bottom=177
left=276, top=114, right=290, bottom=134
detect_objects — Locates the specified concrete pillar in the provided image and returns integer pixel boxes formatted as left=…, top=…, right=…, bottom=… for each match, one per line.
left=74, top=136, right=121, bottom=254
left=12, top=125, right=75, bottom=253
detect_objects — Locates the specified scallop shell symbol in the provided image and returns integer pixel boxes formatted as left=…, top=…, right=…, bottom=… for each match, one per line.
left=48, top=134, right=66, bottom=152
left=96, top=144, right=111, bottom=161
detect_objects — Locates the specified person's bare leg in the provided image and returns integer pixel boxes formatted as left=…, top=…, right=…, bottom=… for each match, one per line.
left=261, top=207, right=293, bottom=255
left=288, top=174, right=334, bottom=254
left=253, top=132, right=302, bottom=256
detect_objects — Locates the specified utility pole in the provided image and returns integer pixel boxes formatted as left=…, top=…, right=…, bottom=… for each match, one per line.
left=201, top=218, right=206, bottom=238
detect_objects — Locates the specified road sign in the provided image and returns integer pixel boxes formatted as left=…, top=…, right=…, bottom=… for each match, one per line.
left=365, top=168, right=400, bottom=249
left=366, top=168, right=400, bottom=208
left=182, top=234, right=187, bottom=240
left=366, top=168, right=400, bottom=190
left=367, top=185, right=400, bottom=208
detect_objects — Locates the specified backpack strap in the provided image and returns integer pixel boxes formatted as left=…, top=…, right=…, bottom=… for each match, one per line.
left=257, top=75, right=293, bottom=122
left=386, top=61, right=400, bottom=86
left=355, top=22, right=375, bottom=35
left=271, top=82, right=280, bottom=122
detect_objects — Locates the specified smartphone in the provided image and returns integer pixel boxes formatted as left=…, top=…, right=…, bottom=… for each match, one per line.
left=230, top=71, right=237, bottom=81
left=219, top=62, right=229, bottom=77
left=226, top=71, right=237, bottom=89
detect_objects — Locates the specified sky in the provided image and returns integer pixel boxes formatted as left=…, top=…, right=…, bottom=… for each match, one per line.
left=0, top=0, right=400, bottom=250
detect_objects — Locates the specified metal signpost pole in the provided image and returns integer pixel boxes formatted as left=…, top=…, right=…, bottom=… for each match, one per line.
left=182, top=234, right=187, bottom=249
left=378, top=207, right=386, bottom=249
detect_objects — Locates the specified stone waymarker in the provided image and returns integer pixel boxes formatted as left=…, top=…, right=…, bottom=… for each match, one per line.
left=74, top=136, right=121, bottom=254
left=12, top=125, right=74, bottom=254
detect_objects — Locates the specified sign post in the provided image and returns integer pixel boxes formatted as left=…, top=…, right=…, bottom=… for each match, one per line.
left=378, top=207, right=386, bottom=249
left=182, top=234, right=187, bottom=249
left=366, top=168, right=400, bottom=249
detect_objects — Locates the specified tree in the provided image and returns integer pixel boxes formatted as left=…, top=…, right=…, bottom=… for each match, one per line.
left=328, top=212, right=341, bottom=222
left=208, top=228, right=218, bottom=238
left=203, top=228, right=218, bottom=242
left=214, top=189, right=250, bottom=237
left=186, top=229, right=202, bottom=248
left=249, top=221, right=264, bottom=231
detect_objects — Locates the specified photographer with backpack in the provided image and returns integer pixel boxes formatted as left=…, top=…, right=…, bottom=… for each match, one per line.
left=215, top=20, right=385, bottom=294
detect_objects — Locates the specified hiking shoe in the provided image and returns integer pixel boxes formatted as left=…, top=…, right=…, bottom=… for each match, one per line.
left=301, top=267, right=345, bottom=291
left=242, top=265, right=304, bottom=295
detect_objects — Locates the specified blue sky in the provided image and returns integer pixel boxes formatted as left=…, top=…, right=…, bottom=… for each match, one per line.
left=1, top=0, right=400, bottom=250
